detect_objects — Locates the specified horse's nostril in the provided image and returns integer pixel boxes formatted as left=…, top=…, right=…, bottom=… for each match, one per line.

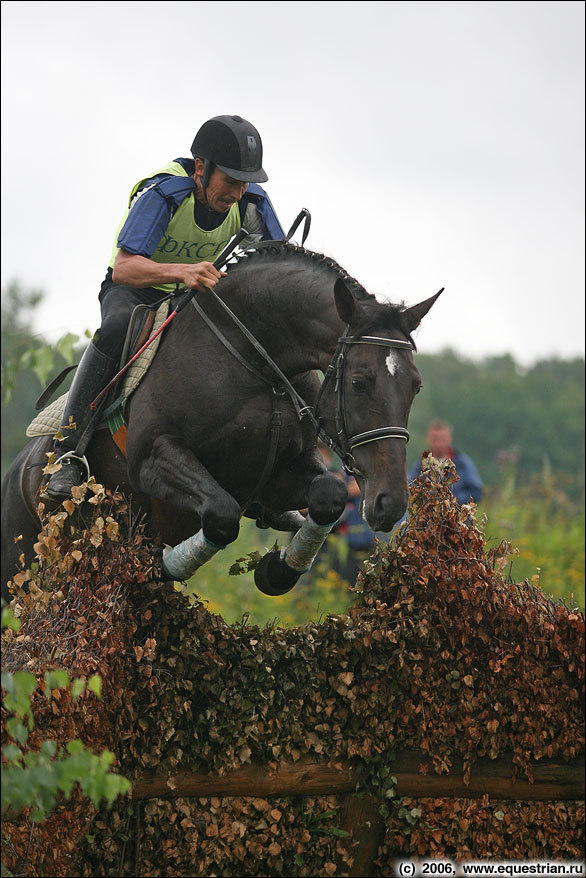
left=372, top=492, right=408, bottom=531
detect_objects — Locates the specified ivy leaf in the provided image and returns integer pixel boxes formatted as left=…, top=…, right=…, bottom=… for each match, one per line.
left=71, top=678, right=86, bottom=700
left=1, top=606, right=21, bottom=632
left=88, top=675, right=102, bottom=698
left=44, top=669, right=70, bottom=696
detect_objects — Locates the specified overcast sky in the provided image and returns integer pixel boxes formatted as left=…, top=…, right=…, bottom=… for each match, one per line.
left=1, top=0, right=584, bottom=367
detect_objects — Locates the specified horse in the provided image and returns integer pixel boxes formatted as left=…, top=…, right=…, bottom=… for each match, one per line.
left=1, top=243, right=441, bottom=602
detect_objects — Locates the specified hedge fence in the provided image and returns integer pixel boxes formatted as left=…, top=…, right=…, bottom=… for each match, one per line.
left=2, top=461, right=584, bottom=877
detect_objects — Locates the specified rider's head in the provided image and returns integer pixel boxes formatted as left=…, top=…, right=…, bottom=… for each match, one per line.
left=191, top=114, right=268, bottom=213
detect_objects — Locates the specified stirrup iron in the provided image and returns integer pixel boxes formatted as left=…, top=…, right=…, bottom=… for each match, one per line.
left=54, top=450, right=91, bottom=482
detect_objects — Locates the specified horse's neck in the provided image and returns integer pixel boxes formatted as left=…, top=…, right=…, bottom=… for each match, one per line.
left=226, top=271, right=344, bottom=375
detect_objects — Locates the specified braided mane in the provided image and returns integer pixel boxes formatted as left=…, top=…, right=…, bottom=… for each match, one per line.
left=226, top=240, right=370, bottom=296
left=227, top=241, right=412, bottom=341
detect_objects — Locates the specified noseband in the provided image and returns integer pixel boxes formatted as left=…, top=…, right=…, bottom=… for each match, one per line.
left=314, top=332, right=413, bottom=477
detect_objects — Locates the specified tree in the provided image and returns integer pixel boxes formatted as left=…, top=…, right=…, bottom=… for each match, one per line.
left=1, top=280, right=83, bottom=476
left=406, top=349, right=585, bottom=500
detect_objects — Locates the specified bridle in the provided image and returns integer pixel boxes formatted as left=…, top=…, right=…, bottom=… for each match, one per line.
left=190, top=287, right=414, bottom=481
left=313, top=330, right=413, bottom=477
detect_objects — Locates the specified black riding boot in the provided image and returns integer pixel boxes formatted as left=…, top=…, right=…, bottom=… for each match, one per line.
left=41, top=341, right=117, bottom=503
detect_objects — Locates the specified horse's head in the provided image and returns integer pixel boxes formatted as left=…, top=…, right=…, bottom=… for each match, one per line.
left=328, top=278, right=442, bottom=532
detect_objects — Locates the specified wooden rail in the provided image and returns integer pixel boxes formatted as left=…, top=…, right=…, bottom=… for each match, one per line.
left=131, top=752, right=584, bottom=877
left=132, top=751, right=585, bottom=803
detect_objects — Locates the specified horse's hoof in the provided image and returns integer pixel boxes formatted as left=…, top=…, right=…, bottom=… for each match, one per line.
left=254, top=550, right=300, bottom=596
left=263, top=510, right=306, bottom=532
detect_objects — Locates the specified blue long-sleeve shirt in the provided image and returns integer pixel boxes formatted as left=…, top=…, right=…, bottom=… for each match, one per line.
left=116, top=157, right=284, bottom=259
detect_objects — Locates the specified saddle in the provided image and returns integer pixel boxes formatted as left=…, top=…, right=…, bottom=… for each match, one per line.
left=25, top=301, right=170, bottom=446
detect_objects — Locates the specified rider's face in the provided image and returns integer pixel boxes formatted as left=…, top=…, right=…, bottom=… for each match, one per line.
left=426, top=427, right=452, bottom=459
left=194, top=159, right=248, bottom=213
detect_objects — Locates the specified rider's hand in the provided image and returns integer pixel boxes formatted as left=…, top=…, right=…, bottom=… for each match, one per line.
left=182, top=262, right=226, bottom=291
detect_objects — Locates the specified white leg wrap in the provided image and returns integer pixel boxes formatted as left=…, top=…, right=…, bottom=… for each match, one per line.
left=283, top=515, right=337, bottom=573
left=162, top=529, right=223, bottom=581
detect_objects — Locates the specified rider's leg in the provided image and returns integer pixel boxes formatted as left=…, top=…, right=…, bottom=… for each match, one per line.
left=41, top=277, right=163, bottom=502
left=40, top=339, right=118, bottom=501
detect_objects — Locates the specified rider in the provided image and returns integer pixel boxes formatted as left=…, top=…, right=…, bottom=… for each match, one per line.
left=42, top=114, right=284, bottom=503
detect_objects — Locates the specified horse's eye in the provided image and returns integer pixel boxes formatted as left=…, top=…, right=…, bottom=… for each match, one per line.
left=351, top=378, right=368, bottom=393
left=415, top=384, right=423, bottom=395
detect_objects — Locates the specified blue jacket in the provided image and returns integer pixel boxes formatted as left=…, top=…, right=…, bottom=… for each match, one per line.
left=408, top=450, right=483, bottom=504
left=116, top=157, right=284, bottom=258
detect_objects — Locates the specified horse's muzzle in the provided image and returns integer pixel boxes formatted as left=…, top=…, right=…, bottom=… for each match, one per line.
left=364, top=489, right=408, bottom=533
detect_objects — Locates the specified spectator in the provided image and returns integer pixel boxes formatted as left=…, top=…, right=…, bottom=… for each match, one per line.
left=409, top=420, right=483, bottom=504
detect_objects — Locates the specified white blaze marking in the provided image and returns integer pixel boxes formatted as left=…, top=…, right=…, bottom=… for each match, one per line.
left=386, top=351, right=399, bottom=378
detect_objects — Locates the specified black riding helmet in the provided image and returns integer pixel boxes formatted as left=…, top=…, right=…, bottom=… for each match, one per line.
left=191, top=115, right=268, bottom=184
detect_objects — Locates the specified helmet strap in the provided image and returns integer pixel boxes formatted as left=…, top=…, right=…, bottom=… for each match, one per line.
left=194, top=157, right=214, bottom=206
left=201, top=159, right=212, bottom=202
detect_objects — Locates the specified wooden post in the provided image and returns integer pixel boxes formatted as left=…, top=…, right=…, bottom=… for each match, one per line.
left=338, top=794, right=386, bottom=878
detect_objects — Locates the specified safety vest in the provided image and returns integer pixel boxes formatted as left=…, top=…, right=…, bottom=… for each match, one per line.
left=109, top=161, right=242, bottom=292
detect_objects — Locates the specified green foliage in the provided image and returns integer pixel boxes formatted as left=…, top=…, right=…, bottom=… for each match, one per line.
left=301, top=802, right=350, bottom=838
left=1, top=605, right=21, bottom=632
left=407, top=349, right=585, bottom=499
left=2, top=737, right=127, bottom=823
left=479, top=462, right=585, bottom=608
left=1, top=279, right=88, bottom=476
left=229, top=545, right=278, bottom=576
left=1, top=609, right=130, bottom=825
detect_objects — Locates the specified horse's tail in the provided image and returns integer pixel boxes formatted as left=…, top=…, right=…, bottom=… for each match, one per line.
left=1, top=437, right=49, bottom=601
left=34, top=364, right=78, bottom=410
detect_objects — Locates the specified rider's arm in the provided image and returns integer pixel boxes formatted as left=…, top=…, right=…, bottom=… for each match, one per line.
left=112, top=176, right=225, bottom=290
left=112, top=250, right=225, bottom=291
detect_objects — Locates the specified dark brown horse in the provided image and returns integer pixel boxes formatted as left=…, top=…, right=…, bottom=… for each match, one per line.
left=1, top=244, right=441, bottom=601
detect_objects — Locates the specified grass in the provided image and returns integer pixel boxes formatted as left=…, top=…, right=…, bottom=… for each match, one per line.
left=182, top=523, right=356, bottom=629
left=478, top=464, right=585, bottom=610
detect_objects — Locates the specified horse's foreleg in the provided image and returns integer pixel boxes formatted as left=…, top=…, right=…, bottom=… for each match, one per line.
left=245, top=504, right=306, bottom=533
left=128, top=434, right=241, bottom=581
left=254, top=472, right=347, bottom=596
left=245, top=445, right=332, bottom=535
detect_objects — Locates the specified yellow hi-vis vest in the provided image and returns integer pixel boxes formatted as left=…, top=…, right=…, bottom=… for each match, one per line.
left=109, top=161, right=241, bottom=292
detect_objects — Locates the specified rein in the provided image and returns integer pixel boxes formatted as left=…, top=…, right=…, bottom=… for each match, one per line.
left=190, top=288, right=314, bottom=510
left=190, top=287, right=413, bottom=480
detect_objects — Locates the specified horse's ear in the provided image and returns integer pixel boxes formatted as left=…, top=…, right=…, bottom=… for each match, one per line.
left=400, top=288, right=443, bottom=333
left=334, top=278, right=361, bottom=326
